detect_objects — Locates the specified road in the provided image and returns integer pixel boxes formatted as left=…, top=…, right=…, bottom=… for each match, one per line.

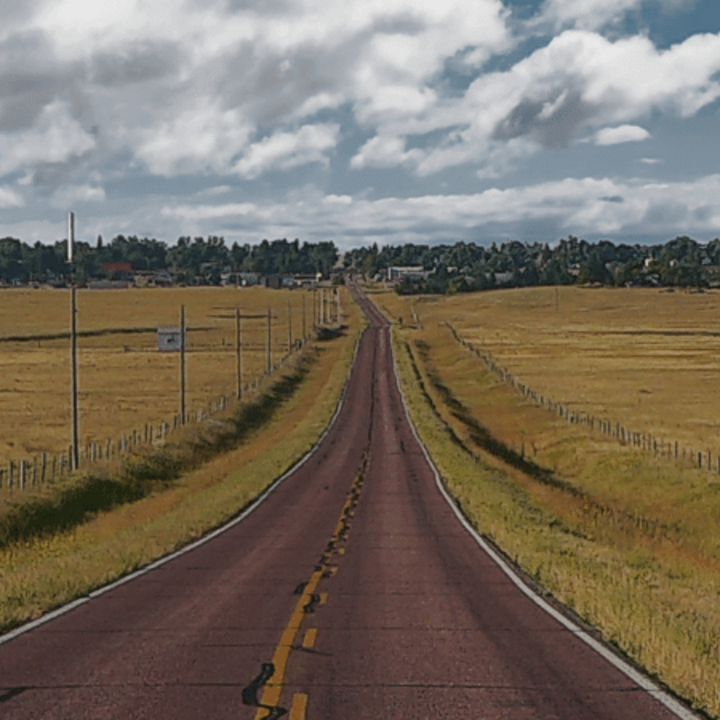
left=0, top=288, right=696, bottom=719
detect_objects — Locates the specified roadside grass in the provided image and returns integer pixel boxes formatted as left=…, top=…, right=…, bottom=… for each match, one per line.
left=0, top=291, right=364, bottom=633
left=0, top=286, right=318, bottom=465
left=382, top=289, right=720, bottom=718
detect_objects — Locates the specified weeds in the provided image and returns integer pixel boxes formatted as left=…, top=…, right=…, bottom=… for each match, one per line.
left=384, top=291, right=720, bottom=718
left=0, top=352, right=318, bottom=551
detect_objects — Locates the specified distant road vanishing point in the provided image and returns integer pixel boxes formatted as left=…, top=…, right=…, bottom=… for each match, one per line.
left=0, top=285, right=698, bottom=719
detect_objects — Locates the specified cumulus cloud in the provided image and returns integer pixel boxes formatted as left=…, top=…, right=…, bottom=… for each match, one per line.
left=536, top=0, right=692, bottom=31
left=595, top=124, right=651, bottom=145
left=135, top=104, right=252, bottom=176
left=156, top=174, right=720, bottom=247
left=394, top=29, right=720, bottom=175
left=538, top=0, right=643, bottom=31
left=0, top=99, right=95, bottom=177
left=51, top=183, right=106, bottom=208
left=0, top=185, right=23, bottom=208
left=0, top=0, right=718, bottom=247
left=234, top=123, right=340, bottom=178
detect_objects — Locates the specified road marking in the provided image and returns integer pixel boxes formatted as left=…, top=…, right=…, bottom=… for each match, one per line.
left=255, top=459, right=368, bottom=717
left=290, top=693, right=308, bottom=720
left=254, top=569, right=323, bottom=720
left=302, top=629, right=318, bottom=649
left=0, top=330, right=369, bottom=650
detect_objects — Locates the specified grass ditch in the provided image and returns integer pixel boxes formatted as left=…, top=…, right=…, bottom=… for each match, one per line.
left=0, top=298, right=365, bottom=633
left=0, top=354, right=315, bottom=550
left=389, top=316, right=720, bottom=718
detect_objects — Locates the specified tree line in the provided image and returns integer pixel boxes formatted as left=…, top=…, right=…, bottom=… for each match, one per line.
left=2, top=232, right=719, bottom=291
left=0, top=236, right=339, bottom=285
left=345, top=235, right=720, bottom=293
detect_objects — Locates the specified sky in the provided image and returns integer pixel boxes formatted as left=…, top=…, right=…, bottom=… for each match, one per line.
left=1, top=0, right=720, bottom=251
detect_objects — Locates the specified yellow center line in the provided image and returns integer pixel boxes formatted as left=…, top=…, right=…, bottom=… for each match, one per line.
left=254, top=455, right=369, bottom=718
left=302, top=628, right=318, bottom=649
left=254, top=569, right=323, bottom=720
left=290, top=693, right=308, bottom=720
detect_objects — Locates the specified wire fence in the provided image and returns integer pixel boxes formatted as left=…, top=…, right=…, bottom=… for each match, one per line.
left=0, top=344, right=306, bottom=496
left=0, top=286, right=345, bottom=498
left=445, top=322, right=720, bottom=475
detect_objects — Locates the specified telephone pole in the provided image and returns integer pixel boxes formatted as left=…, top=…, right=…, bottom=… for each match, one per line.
left=236, top=306, right=242, bottom=400
left=68, top=212, right=79, bottom=471
left=180, top=305, right=186, bottom=425
left=266, top=308, right=272, bottom=374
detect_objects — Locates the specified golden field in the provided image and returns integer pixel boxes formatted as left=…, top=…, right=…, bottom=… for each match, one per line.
left=385, top=285, right=720, bottom=458
left=377, top=285, right=720, bottom=717
left=0, top=286, right=363, bottom=630
left=0, top=286, right=330, bottom=467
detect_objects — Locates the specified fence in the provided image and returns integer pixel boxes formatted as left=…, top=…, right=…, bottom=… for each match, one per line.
left=445, top=323, right=720, bottom=475
left=0, top=372, right=274, bottom=496
left=0, top=291, right=345, bottom=497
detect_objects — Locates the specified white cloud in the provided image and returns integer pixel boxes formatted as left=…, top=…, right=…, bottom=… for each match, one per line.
left=135, top=104, right=252, bottom=176
left=0, top=185, right=23, bottom=207
left=538, top=0, right=643, bottom=31
left=51, top=184, right=106, bottom=208
left=161, top=202, right=257, bottom=222
left=595, top=124, right=650, bottom=145
left=351, top=134, right=422, bottom=169
left=0, top=99, right=95, bottom=177
left=155, top=174, right=720, bottom=248
left=383, top=29, right=720, bottom=176
left=234, top=123, right=340, bottom=179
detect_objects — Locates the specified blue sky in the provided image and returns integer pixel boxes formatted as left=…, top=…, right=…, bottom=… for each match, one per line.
left=0, top=0, right=719, bottom=250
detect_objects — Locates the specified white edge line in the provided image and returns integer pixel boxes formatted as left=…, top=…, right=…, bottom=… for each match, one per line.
left=388, top=323, right=702, bottom=720
left=0, top=328, right=367, bottom=647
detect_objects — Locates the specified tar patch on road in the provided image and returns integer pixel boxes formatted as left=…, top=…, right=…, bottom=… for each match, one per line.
left=245, top=451, right=370, bottom=719
left=242, top=663, right=287, bottom=718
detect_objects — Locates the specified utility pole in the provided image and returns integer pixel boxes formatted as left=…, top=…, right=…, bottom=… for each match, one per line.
left=68, top=212, right=79, bottom=471
left=180, top=305, right=186, bottom=424
left=302, top=293, right=307, bottom=343
left=236, top=306, right=242, bottom=400
left=287, top=298, right=293, bottom=354
left=266, top=307, right=272, bottom=374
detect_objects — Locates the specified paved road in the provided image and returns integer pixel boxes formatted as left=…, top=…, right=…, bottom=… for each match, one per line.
left=0, top=289, right=695, bottom=719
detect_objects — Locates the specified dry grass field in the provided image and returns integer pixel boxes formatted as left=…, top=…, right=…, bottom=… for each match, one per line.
left=384, top=285, right=720, bottom=458
left=377, top=285, right=720, bottom=717
left=0, top=286, right=332, bottom=467
left=0, top=286, right=363, bottom=631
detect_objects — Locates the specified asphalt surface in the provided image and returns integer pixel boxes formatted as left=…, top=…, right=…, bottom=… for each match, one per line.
left=0, top=288, right=696, bottom=719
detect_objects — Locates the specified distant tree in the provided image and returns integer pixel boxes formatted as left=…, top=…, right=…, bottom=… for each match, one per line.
left=578, top=249, right=611, bottom=284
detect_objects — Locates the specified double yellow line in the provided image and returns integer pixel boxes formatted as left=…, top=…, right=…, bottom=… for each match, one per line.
left=254, top=454, right=368, bottom=720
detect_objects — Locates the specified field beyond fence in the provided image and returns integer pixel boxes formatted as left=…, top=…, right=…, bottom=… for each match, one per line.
left=378, top=285, right=720, bottom=716
left=0, top=285, right=343, bottom=496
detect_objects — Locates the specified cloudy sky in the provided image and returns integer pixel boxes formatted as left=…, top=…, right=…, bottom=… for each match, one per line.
left=1, top=0, right=720, bottom=250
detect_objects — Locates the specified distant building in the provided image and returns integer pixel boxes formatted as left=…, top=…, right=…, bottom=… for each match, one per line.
left=134, top=270, right=174, bottom=287
left=102, top=262, right=134, bottom=279
left=387, top=266, right=429, bottom=282
left=221, top=272, right=261, bottom=287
